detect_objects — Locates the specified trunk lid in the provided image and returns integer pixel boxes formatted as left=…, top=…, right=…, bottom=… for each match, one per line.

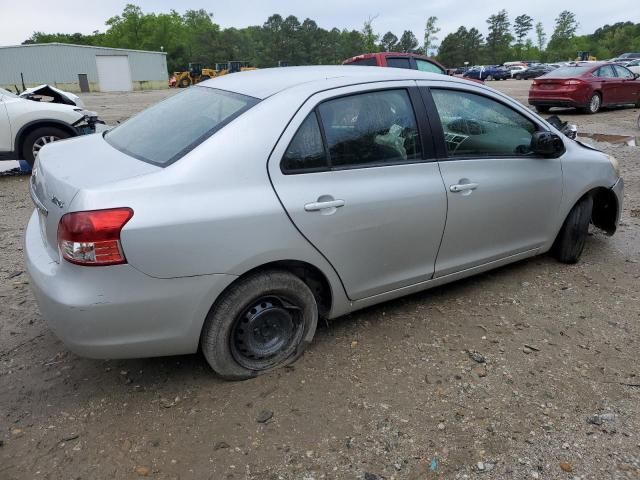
left=30, top=133, right=160, bottom=261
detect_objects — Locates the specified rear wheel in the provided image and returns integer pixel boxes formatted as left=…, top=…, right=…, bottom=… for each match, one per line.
left=552, top=195, right=593, bottom=264
left=582, top=93, right=601, bottom=114
left=21, top=126, right=71, bottom=167
left=178, top=76, right=191, bottom=88
left=200, top=270, right=318, bottom=380
left=515, top=74, right=522, bottom=80
left=486, top=75, right=494, bottom=81
left=535, top=106, right=551, bottom=113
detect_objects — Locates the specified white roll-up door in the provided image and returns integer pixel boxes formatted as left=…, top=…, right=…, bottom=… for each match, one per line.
left=95, top=55, right=133, bottom=92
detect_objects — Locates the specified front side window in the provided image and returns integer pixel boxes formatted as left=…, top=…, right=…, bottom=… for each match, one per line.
left=317, top=90, right=421, bottom=168
left=613, top=65, right=634, bottom=78
left=386, top=57, right=412, bottom=69
left=281, top=113, right=327, bottom=172
left=346, top=57, right=378, bottom=66
left=106, top=87, right=259, bottom=166
left=416, top=59, right=445, bottom=74
left=431, top=89, right=537, bottom=157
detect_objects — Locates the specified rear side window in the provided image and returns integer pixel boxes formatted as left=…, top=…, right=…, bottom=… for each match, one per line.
left=386, top=58, right=412, bottom=69
left=346, top=57, right=378, bottom=66
left=416, top=59, right=444, bottom=74
left=594, top=66, right=616, bottom=78
left=281, top=113, right=327, bottom=172
left=318, top=89, right=421, bottom=168
left=106, top=87, right=259, bottom=166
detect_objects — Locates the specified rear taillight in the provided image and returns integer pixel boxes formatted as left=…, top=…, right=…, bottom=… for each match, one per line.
left=57, top=208, right=133, bottom=266
left=564, top=80, right=584, bottom=85
left=532, top=80, right=539, bottom=85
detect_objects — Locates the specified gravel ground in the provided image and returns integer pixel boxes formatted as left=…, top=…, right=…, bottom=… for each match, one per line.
left=1, top=80, right=639, bottom=480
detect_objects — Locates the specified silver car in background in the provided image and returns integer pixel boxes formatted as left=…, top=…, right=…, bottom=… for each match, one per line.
left=26, top=66, right=623, bottom=380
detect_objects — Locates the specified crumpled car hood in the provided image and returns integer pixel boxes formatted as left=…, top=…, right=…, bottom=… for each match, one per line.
left=19, top=84, right=85, bottom=108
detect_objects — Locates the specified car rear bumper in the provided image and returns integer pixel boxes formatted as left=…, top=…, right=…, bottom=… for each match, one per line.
left=529, top=97, right=585, bottom=108
left=24, top=211, right=237, bottom=359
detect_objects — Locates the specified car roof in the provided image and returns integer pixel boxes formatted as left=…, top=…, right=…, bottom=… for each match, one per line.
left=200, top=65, right=452, bottom=99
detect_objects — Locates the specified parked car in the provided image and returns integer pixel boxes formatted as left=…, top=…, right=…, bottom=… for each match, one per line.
left=529, top=63, right=640, bottom=114
left=26, top=66, right=623, bottom=379
left=0, top=86, right=103, bottom=166
left=343, top=52, right=446, bottom=75
left=516, top=65, right=554, bottom=80
left=625, top=59, right=640, bottom=75
left=611, top=53, right=640, bottom=63
left=507, top=65, right=528, bottom=78
left=463, top=65, right=510, bottom=81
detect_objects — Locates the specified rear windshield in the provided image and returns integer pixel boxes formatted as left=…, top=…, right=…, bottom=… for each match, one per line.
left=547, top=66, right=592, bottom=77
left=105, top=87, right=259, bottom=166
left=346, top=57, right=378, bottom=66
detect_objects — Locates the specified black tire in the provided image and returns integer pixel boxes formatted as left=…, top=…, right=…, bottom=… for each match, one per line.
left=535, top=106, right=551, bottom=113
left=515, top=74, right=522, bottom=80
left=552, top=195, right=593, bottom=264
left=21, top=126, right=71, bottom=167
left=486, top=75, right=493, bottom=81
left=178, top=77, right=191, bottom=88
left=200, top=270, right=318, bottom=380
left=582, top=93, right=601, bottom=114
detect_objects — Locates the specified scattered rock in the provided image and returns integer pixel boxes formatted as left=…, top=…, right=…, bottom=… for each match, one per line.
left=11, top=428, right=23, bottom=436
left=523, top=347, right=532, bottom=354
left=559, top=462, right=573, bottom=472
left=134, top=466, right=151, bottom=476
left=214, top=441, right=230, bottom=450
left=467, top=350, right=486, bottom=363
left=62, top=433, right=79, bottom=442
left=364, top=473, right=379, bottom=480
left=524, top=344, right=540, bottom=352
left=437, top=422, right=445, bottom=431
left=588, top=412, right=616, bottom=425
left=0, top=439, right=4, bottom=447
left=472, top=364, right=488, bottom=377
left=6, top=271, right=22, bottom=279
left=256, top=410, right=273, bottom=423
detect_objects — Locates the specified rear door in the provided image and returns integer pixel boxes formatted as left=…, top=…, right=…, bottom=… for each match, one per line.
left=612, top=64, right=640, bottom=105
left=419, top=84, right=563, bottom=276
left=269, top=82, right=447, bottom=300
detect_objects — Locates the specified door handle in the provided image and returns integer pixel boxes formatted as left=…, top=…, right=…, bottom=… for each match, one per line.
left=450, top=183, right=479, bottom=193
left=304, top=199, right=345, bottom=211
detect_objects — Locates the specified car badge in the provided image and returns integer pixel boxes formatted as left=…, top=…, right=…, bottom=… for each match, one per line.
left=51, top=196, right=65, bottom=209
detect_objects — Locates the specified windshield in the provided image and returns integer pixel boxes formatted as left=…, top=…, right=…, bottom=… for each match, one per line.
left=105, top=87, right=259, bottom=166
left=548, top=66, right=592, bottom=77
left=0, top=87, right=18, bottom=98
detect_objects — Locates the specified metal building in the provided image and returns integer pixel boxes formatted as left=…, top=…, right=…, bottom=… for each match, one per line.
left=0, top=43, right=168, bottom=93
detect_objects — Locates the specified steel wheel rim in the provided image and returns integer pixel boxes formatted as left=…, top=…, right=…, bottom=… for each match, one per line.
left=590, top=95, right=600, bottom=112
left=230, top=295, right=303, bottom=371
left=32, top=135, right=60, bottom=158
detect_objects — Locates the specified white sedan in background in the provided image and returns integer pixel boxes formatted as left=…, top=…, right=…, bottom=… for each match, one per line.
left=625, top=59, right=640, bottom=75
left=0, top=86, right=103, bottom=166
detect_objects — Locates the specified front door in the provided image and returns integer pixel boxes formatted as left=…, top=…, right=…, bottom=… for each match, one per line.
left=613, top=64, right=640, bottom=105
left=269, top=84, right=447, bottom=300
left=423, top=87, right=563, bottom=276
left=594, top=65, right=619, bottom=105
left=0, top=98, right=11, bottom=153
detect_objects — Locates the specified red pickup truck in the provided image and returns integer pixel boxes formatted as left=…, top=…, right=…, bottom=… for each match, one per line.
left=343, top=52, right=446, bottom=74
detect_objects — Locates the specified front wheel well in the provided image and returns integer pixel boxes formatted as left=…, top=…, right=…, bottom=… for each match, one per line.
left=16, top=121, right=76, bottom=155
left=590, top=187, right=618, bottom=235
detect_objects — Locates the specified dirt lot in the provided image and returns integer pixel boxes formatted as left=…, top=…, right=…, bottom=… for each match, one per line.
left=1, top=80, right=639, bottom=480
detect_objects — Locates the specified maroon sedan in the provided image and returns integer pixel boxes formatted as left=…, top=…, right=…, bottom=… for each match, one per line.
left=528, top=63, right=640, bottom=114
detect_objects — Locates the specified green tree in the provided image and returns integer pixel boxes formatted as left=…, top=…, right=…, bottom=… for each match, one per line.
left=513, top=14, right=533, bottom=56
left=535, top=21, right=547, bottom=52
left=362, top=15, right=379, bottom=53
left=486, top=10, right=513, bottom=64
left=423, top=16, right=440, bottom=56
left=437, top=26, right=484, bottom=67
left=547, top=10, right=579, bottom=60
left=380, top=31, right=398, bottom=52
left=397, top=30, right=419, bottom=53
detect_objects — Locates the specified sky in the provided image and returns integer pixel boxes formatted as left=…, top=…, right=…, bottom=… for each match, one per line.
left=1, top=0, right=638, bottom=46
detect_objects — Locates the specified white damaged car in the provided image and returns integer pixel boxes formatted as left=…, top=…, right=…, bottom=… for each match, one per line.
left=0, top=86, right=104, bottom=166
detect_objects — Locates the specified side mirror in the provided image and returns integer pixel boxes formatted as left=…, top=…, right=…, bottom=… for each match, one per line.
left=531, top=131, right=564, bottom=157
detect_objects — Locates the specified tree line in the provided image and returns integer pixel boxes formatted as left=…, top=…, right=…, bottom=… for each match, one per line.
left=22, top=4, right=640, bottom=72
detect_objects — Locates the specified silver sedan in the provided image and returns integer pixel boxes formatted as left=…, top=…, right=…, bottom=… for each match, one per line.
left=26, top=66, right=623, bottom=379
